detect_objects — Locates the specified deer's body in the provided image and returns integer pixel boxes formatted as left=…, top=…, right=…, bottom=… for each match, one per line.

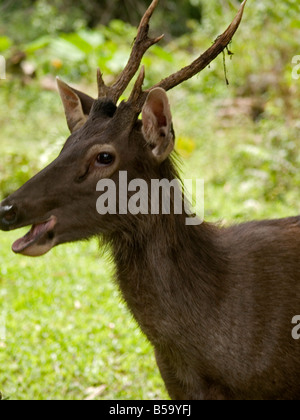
left=2, top=0, right=300, bottom=400
left=110, top=181, right=300, bottom=400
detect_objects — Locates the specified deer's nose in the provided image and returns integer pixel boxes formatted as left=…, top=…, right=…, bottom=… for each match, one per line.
left=0, top=204, right=18, bottom=231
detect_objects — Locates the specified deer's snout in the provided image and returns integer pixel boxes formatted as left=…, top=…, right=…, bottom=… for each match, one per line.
left=0, top=204, right=18, bottom=231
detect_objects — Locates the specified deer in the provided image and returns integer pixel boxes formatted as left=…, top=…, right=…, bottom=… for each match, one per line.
left=1, top=0, right=300, bottom=400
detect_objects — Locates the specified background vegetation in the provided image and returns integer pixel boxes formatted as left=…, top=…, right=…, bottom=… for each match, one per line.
left=0, top=0, right=299, bottom=400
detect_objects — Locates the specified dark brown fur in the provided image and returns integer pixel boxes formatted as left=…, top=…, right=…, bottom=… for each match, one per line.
left=112, top=212, right=300, bottom=400
left=106, top=168, right=300, bottom=400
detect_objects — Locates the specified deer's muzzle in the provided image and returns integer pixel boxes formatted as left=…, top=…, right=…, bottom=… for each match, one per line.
left=0, top=200, right=58, bottom=257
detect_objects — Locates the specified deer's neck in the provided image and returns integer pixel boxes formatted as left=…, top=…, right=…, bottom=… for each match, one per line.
left=108, top=212, right=227, bottom=346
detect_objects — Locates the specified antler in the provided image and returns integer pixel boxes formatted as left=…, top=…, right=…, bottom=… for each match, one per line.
left=127, top=0, right=248, bottom=111
left=97, top=0, right=163, bottom=104
left=155, top=0, right=247, bottom=92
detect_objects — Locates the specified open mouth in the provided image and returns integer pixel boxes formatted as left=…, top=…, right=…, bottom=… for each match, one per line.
left=12, top=216, right=57, bottom=257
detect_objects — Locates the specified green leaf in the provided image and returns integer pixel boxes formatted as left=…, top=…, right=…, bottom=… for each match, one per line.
left=49, top=38, right=86, bottom=62
left=77, top=30, right=105, bottom=48
left=25, top=36, right=52, bottom=54
left=150, top=46, right=174, bottom=63
left=107, top=50, right=130, bottom=73
left=60, top=33, right=94, bottom=55
left=291, top=19, right=300, bottom=29
left=0, top=36, right=12, bottom=52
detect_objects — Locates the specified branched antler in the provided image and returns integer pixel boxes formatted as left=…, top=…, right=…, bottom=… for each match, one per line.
left=98, top=0, right=248, bottom=112
left=97, top=0, right=163, bottom=104
left=129, top=0, right=248, bottom=111
left=155, top=0, right=247, bottom=92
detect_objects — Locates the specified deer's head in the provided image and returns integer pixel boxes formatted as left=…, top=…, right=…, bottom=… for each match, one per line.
left=0, top=0, right=247, bottom=257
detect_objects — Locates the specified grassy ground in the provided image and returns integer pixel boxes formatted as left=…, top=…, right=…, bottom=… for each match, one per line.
left=0, top=0, right=300, bottom=400
left=0, top=236, right=167, bottom=400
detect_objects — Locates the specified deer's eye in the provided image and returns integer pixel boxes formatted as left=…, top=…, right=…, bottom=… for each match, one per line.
left=95, top=152, right=115, bottom=167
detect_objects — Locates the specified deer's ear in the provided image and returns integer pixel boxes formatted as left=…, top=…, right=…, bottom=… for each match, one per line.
left=57, top=78, right=94, bottom=133
left=142, top=88, right=175, bottom=163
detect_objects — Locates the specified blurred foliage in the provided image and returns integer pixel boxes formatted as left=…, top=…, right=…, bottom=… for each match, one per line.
left=0, top=0, right=203, bottom=40
left=0, top=0, right=300, bottom=400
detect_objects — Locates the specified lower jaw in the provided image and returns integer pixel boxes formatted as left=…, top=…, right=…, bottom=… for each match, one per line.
left=12, top=216, right=57, bottom=257
left=13, top=239, right=55, bottom=257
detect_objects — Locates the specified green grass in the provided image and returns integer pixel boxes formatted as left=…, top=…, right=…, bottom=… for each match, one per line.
left=0, top=0, right=300, bottom=400
left=0, top=235, right=167, bottom=400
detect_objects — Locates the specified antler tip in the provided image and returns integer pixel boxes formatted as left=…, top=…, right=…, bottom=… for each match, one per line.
left=137, top=65, right=146, bottom=86
left=127, top=66, right=146, bottom=106
left=231, top=0, right=248, bottom=32
left=239, top=0, right=248, bottom=17
left=97, top=67, right=103, bottom=81
left=155, top=34, right=165, bottom=43
left=150, top=0, right=160, bottom=10
left=141, top=65, right=146, bottom=80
